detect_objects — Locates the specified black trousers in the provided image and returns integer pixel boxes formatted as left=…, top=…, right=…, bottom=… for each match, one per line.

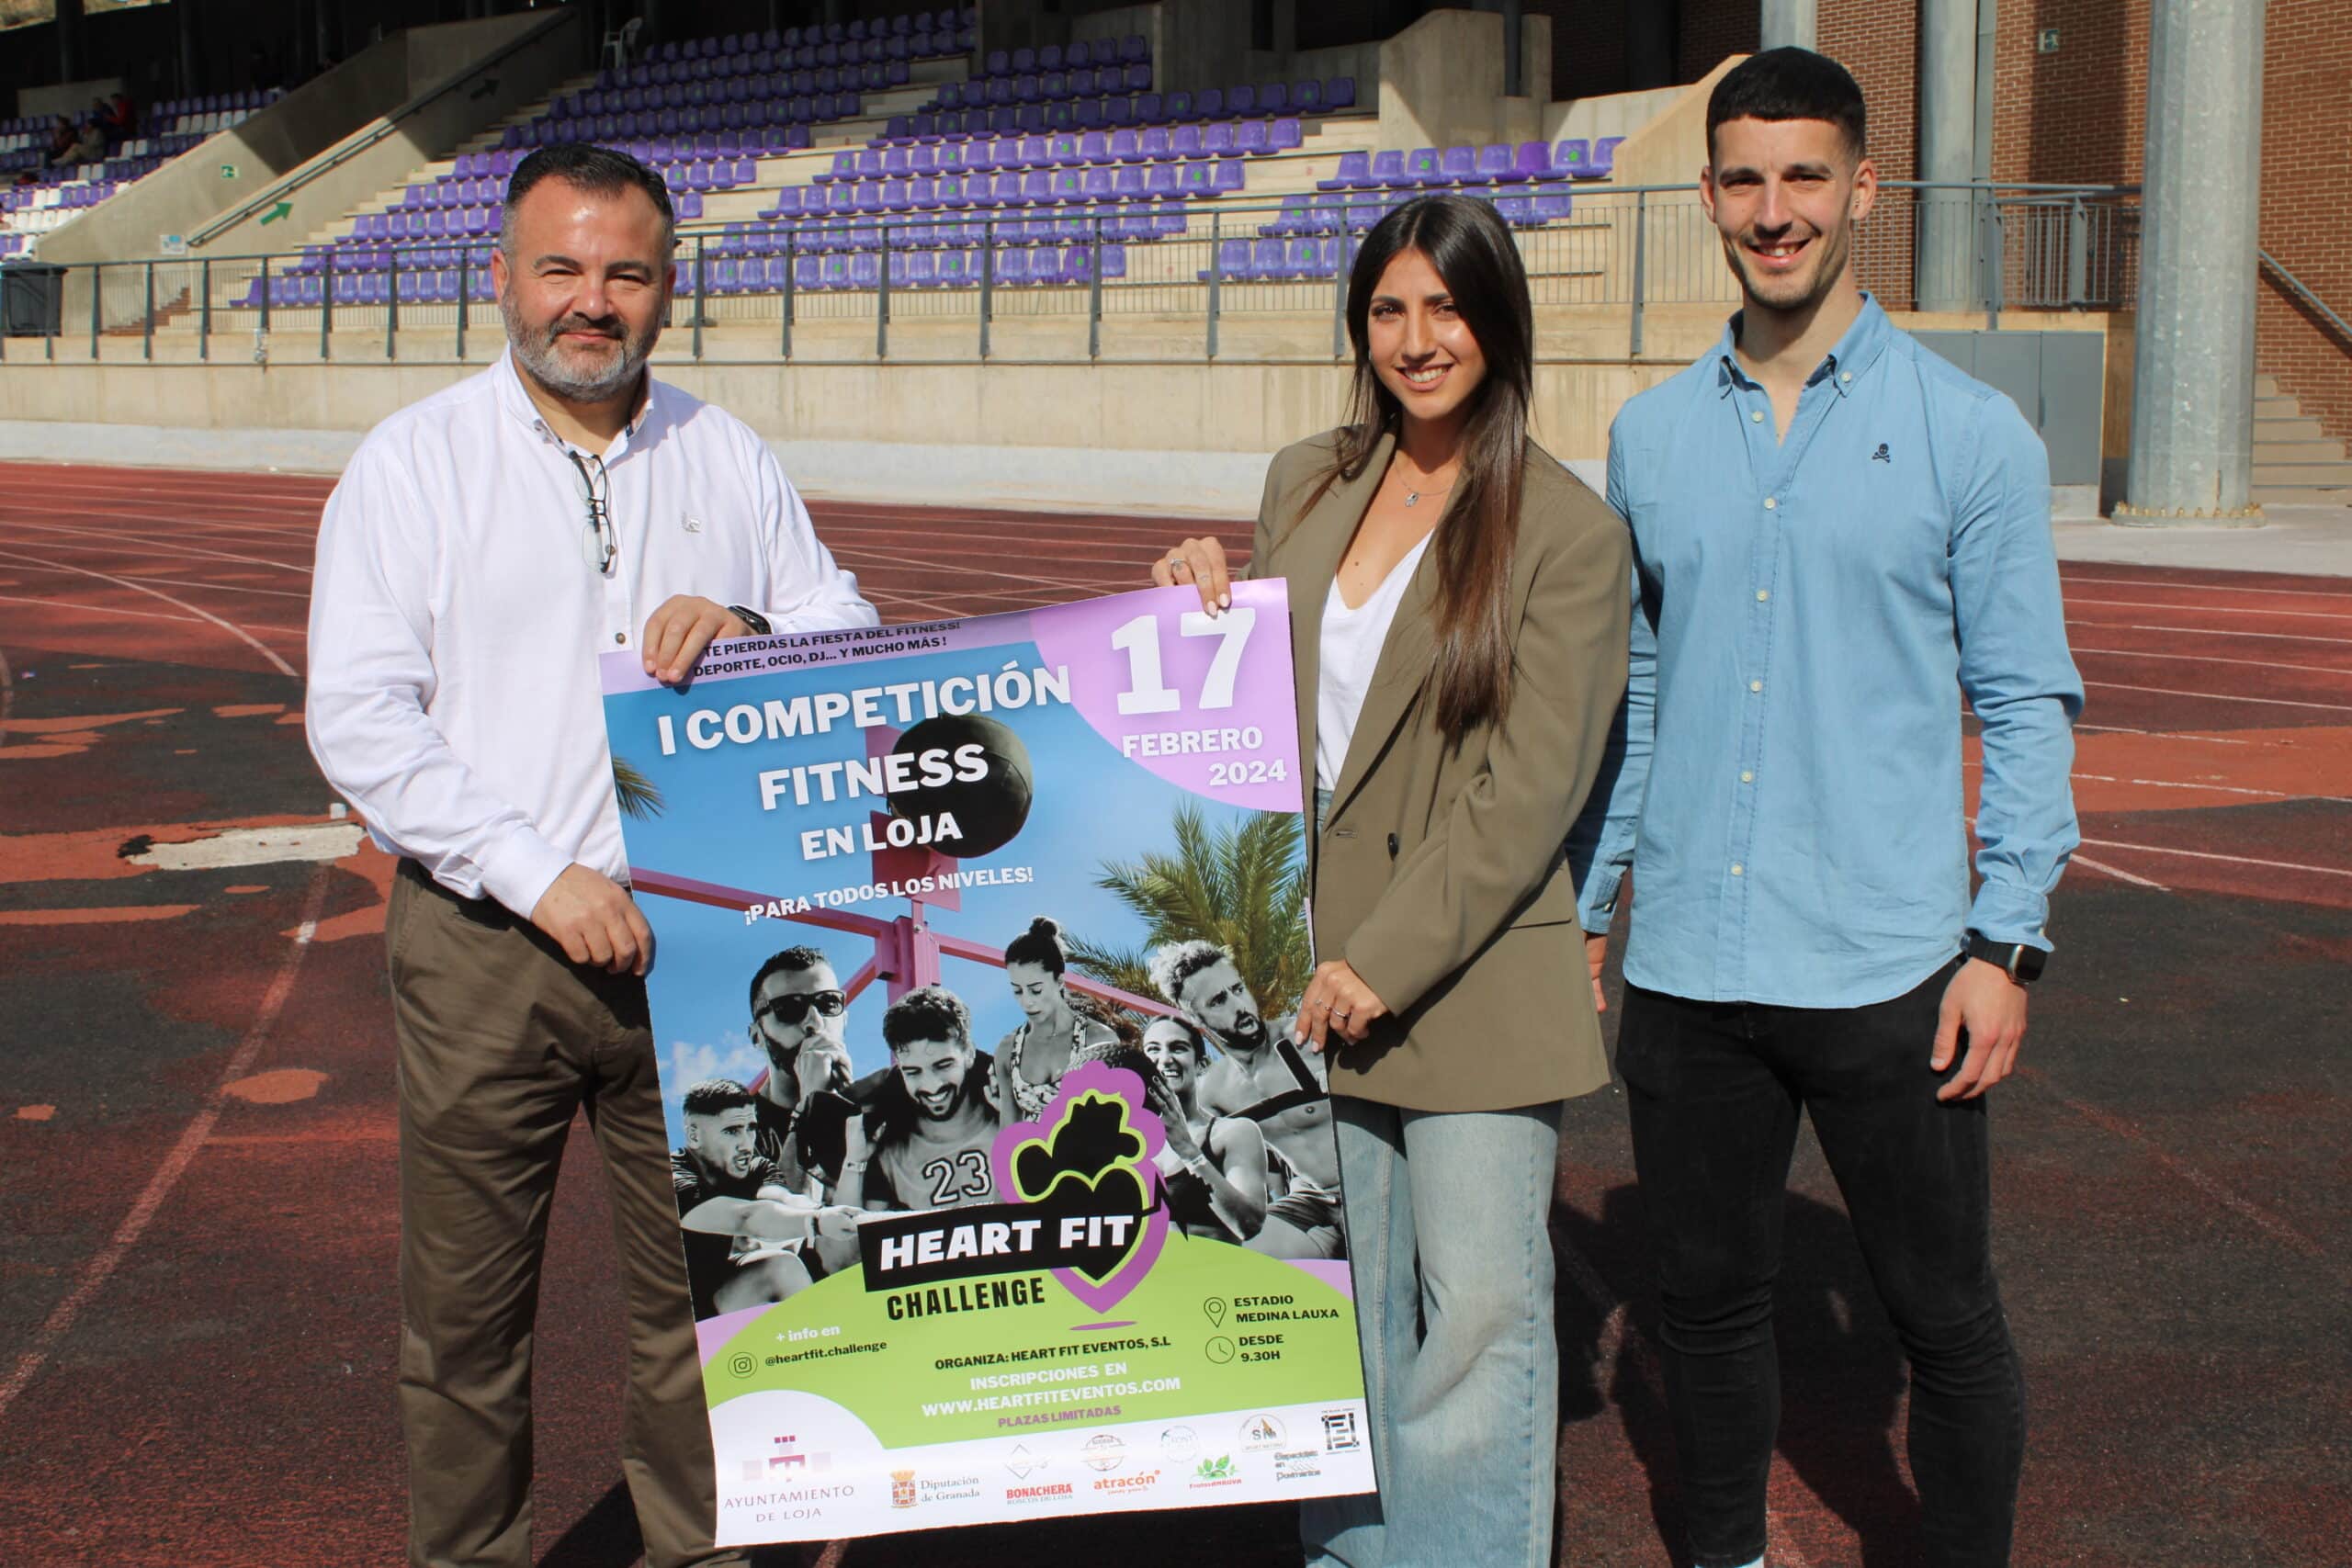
left=1617, top=963, right=2025, bottom=1568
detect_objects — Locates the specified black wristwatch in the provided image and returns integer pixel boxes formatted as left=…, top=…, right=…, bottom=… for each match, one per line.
left=1964, top=931, right=2046, bottom=985
left=726, top=604, right=772, bottom=635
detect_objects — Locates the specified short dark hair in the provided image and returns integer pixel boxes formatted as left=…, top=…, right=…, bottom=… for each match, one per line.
left=1148, top=940, right=1230, bottom=1008
left=1707, top=47, right=1867, bottom=164
left=749, top=945, right=831, bottom=1012
left=884, top=986, right=971, bottom=1052
left=501, top=141, right=676, bottom=256
left=681, top=1078, right=755, bottom=1117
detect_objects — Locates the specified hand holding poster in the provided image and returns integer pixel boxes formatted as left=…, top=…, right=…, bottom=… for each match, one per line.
left=598, top=581, right=1374, bottom=1545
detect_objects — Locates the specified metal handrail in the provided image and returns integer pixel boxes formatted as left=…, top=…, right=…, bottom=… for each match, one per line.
left=187, top=7, right=578, bottom=247
left=2260, top=248, right=2352, bottom=344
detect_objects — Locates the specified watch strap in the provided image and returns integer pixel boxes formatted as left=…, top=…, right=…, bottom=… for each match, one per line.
left=726, top=604, right=772, bottom=636
left=1964, top=931, right=2045, bottom=984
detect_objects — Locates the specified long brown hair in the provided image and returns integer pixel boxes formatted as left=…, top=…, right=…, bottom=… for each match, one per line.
left=1299, top=194, right=1535, bottom=743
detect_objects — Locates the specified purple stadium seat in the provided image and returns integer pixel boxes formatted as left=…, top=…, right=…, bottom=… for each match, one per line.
left=1213, top=157, right=1246, bottom=193
left=1077, top=130, right=1112, bottom=164
left=1552, top=139, right=1592, bottom=177
left=1144, top=162, right=1182, bottom=198
left=1048, top=132, right=1084, bottom=166
left=1134, top=91, right=1163, bottom=122
left=1236, top=120, right=1269, bottom=155
left=1592, top=135, right=1623, bottom=175
left=1324, top=77, right=1357, bottom=111
left=1395, top=147, right=1440, bottom=186
left=881, top=179, right=913, bottom=212
left=1177, top=161, right=1215, bottom=197
left=1440, top=145, right=1477, bottom=184
left=1163, top=89, right=1194, bottom=120
left=1110, top=129, right=1143, bottom=163
left=1228, top=85, right=1257, bottom=117
left=1074, top=97, right=1104, bottom=130
left=1171, top=124, right=1204, bottom=159
left=1112, top=164, right=1147, bottom=200
left=1042, top=72, right=1069, bottom=101
left=1531, top=183, right=1573, bottom=221
left=1197, top=88, right=1227, bottom=119
left=1271, top=117, right=1304, bottom=152
left=1121, top=34, right=1148, bottom=64
left=883, top=145, right=911, bottom=175
left=1204, top=122, right=1236, bottom=156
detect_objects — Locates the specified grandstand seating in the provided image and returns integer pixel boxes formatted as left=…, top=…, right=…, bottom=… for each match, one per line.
left=0, top=91, right=279, bottom=258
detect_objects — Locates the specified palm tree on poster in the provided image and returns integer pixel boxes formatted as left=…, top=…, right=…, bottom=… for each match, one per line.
left=612, top=756, right=665, bottom=820
left=1064, top=802, right=1311, bottom=1019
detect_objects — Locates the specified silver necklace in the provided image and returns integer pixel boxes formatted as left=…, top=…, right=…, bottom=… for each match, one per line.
left=1401, top=476, right=1454, bottom=508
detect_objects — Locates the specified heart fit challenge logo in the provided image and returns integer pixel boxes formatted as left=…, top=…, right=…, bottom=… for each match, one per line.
left=857, top=1060, right=1170, bottom=1317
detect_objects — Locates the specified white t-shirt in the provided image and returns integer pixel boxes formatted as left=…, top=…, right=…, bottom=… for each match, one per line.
left=1317, top=531, right=1433, bottom=793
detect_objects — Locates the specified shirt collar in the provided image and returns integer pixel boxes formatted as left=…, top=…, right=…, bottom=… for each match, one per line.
left=492, top=346, right=662, bottom=457
left=1713, top=291, right=1892, bottom=399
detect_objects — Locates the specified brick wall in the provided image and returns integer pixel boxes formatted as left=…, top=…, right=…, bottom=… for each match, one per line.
left=1990, top=0, right=2147, bottom=183
left=2256, top=0, right=2352, bottom=446
left=1679, top=0, right=1758, bottom=80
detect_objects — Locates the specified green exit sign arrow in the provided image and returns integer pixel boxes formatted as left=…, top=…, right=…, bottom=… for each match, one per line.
left=258, top=200, right=293, bottom=225
left=219, top=163, right=238, bottom=179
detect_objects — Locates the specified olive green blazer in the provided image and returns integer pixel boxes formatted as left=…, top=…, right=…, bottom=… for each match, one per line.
left=1250, top=426, right=1632, bottom=1112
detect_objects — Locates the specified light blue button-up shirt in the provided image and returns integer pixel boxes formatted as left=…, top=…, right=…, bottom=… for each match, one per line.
left=1569, top=296, right=2084, bottom=1008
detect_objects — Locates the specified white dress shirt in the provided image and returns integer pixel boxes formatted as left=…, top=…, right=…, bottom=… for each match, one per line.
left=306, top=351, right=878, bottom=918
left=1317, top=531, right=1431, bottom=793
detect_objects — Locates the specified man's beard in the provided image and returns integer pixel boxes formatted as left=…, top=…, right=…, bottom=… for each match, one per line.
left=1725, top=222, right=1850, bottom=315
left=1214, top=1010, right=1267, bottom=1051
left=503, top=295, right=658, bottom=402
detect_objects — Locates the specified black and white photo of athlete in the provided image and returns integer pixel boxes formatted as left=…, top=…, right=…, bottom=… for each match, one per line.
left=670, top=1079, right=854, bottom=1318
left=1149, top=940, right=1346, bottom=1259
left=865, top=986, right=1003, bottom=1213
left=993, top=916, right=1120, bottom=1121
left=1141, top=1016, right=1270, bottom=1245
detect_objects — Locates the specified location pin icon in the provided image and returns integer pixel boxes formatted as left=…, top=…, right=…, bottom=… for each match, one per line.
left=1204, top=1298, right=1227, bottom=1326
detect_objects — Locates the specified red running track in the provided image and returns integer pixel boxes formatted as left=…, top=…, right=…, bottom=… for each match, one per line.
left=2, top=461, right=2347, bottom=1568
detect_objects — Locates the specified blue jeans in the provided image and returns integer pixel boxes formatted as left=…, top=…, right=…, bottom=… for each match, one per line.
left=1300, top=1094, right=1566, bottom=1568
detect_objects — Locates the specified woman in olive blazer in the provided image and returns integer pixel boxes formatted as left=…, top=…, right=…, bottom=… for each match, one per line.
left=1156, top=196, right=1630, bottom=1567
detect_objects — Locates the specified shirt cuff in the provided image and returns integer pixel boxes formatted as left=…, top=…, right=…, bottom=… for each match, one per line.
left=1576, top=863, right=1627, bottom=934
left=475, top=827, right=576, bottom=922
left=1967, top=880, right=2053, bottom=952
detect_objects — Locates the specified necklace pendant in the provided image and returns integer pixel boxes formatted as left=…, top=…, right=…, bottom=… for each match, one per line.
left=1404, top=491, right=1419, bottom=507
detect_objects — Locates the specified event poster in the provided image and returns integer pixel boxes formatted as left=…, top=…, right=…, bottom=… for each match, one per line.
left=597, top=581, right=1375, bottom=1545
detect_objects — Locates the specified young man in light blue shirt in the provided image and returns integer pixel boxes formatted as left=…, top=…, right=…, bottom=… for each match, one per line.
left=1570, top=49, right=2082, bottom=1568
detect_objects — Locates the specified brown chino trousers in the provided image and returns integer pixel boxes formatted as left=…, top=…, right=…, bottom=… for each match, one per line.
left=387, top=859, right=741, bottom=1568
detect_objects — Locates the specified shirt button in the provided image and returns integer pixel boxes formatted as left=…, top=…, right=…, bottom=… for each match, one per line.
left=1731, top=863, right=1745, bottom=876
left=1763, top=496, right=1778, bottom=510
left=1756, top=589, right=1770, bottom=602
left=1749, top=680, right=1763, bottom=693
left=1741, top=770, right=1755, bottom=783
left=615, top=632, right=628, bottom=645
left=1749, top=409, right=1764, bottom=423
left=1839, top=371, right=1851, bottom=383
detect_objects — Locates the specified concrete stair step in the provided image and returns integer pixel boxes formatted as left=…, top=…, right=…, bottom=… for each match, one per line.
left=2254, top=439, right=2347, bottom=462
left=2255, top=373, right=2279, bottom=398
left=2250, top=460, right=2352, bottom=486
left=2256, top=414, right=2328, bottom=441
left=2252, top=484, right=2352, bottom=503
left=2254, top=395, right=2301, bottom=418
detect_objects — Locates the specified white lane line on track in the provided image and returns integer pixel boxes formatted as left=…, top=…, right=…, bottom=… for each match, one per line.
left=0, top=510, right=322, bottom=548
left=2072, top=853, right=2168, bottom=890
left=0, top=592, right=206, bottom=625
left=0, top=866, right=330, bottom=1424
left=0, top=647, right=12, bottom=755
left=2065, top=597, right=2352, bottom=621
left=2076, top=838, right=2352, bottom=879
left=2068, top=619, right=2352, bottom=649
left=0, top=549, right=301, bottom=676
left=0, top=517, right=317, bottom=570
left=0, top=491, right=324, bottom=529
left=109, top=574, right=311, bottom=601
left=2015, top=1067, right=2336, bottom=1276
left=2060, top=574, right=2352, bottom=601
left=2081, top=680, right=2352, bottom=714
left=2075, top=724, right=2248, bottom=745
left=2070, top=646, right=2352, bottom=680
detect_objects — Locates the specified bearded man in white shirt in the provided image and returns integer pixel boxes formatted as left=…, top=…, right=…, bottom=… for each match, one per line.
left=305, top=142, right=877, bottom=1568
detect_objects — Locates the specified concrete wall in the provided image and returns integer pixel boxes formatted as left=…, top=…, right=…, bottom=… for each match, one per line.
left=1603, top=52, right=1742, bottom=190
left=1379, top=8, right=1555, bottom=151
left=1545, top=84, right=1685, bottom=145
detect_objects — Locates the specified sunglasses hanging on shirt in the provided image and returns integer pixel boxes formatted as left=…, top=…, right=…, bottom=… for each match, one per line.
left=567, top=448, right=616, bottom=574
